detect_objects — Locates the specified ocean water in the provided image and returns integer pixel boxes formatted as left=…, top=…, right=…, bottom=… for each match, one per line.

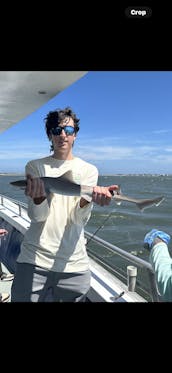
left=87, top=175, right=172, bottom=296
left=89, top=174, right=172, bottom=251
left=0, top=174, right=171, bottom=297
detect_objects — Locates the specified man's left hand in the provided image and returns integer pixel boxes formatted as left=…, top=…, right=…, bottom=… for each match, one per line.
left=92, top=185, right=119, bottom=206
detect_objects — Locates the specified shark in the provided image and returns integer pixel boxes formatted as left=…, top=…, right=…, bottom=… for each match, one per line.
left=10, top=172, right=164, bottom=211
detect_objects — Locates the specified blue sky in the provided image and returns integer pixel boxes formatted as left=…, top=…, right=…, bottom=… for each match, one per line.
left=0, top=71, right=172, bottom=175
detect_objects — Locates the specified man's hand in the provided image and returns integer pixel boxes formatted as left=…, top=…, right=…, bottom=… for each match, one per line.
left=143, top=229, right=171, bottom=251
left=92, top=185, right=119, bottom=206
left=25, top=174, right=47, bottom=205
left=0, top=229, right=8, bottom=237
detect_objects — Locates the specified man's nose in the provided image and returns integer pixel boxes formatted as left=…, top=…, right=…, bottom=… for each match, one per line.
left=59, top=129, right=66, bottom=136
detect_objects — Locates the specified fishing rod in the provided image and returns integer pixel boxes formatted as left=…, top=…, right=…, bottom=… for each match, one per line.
left=86, top=210, right=116, bottom=246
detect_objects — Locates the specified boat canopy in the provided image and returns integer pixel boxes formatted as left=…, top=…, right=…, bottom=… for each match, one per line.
left=0, top=71, right=87, bottom=134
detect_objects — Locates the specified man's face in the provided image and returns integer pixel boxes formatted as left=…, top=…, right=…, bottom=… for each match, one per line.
left=50, top=117, right=76, bottom=154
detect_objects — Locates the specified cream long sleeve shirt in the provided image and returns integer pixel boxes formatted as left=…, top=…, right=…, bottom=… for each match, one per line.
left=17, top=156, right=98, bottom=272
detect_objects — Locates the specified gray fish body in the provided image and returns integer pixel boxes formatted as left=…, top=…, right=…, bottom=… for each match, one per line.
left=111, top=192, right=164, bottom=211
left=41, top=176, right=81, bottom=196
left=10, top=175, right=164, bottom=211
left=11, top=176, right=82, bottom=196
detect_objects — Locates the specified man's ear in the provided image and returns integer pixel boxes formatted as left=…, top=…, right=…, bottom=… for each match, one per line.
left=72, top=135, right=76, bottom=147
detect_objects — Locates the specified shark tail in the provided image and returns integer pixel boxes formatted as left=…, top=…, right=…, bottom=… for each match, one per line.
left=136, top=196, right=165, bottom=211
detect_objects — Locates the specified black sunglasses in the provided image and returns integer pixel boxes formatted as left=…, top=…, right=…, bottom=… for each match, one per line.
left=51, top=126, right=76, bottom=136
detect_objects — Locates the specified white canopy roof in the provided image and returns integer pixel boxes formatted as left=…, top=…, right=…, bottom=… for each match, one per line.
left=0, top=71, right=87, bottom=134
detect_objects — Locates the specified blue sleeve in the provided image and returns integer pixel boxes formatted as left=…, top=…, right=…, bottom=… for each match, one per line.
left=150, top=242, right=172, bottom=302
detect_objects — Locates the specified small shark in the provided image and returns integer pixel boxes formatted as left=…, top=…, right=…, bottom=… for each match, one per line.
left=10, top=173, right=164, bottom=211
left=110, top=187, right=164, bottom=211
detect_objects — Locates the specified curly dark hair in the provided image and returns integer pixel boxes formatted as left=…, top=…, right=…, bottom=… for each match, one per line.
left=44, top=107, right=80, bottom=138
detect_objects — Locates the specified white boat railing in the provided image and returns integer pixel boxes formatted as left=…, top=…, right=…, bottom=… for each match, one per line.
left=0, top=193, right=160, bottom=302
left=0, top=194, right=28, bottom=218
left=84, top=231, right=159, bottom=301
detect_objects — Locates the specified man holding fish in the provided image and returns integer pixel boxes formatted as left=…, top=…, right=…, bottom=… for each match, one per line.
left=11, top=107, right=119, bottom=302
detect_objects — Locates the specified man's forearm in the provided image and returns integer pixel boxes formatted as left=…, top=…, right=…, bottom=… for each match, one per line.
left=80, top=197, right=90, bottom=208
left=33, top=196, right=47, bottom=205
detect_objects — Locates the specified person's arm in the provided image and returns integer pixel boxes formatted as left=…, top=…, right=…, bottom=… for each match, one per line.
left=144, top=230, right=172, bottom=302
left=80, top=184, right=119, bottom=208
left=79, top=198, right=90, bottom=208
left=25, top=162, right=50, bottom=222
left=150, top=241, right=172, bottom=302
left=71, top=164, right=119, bottom=225
left=92, top=185, right=119, bottom=206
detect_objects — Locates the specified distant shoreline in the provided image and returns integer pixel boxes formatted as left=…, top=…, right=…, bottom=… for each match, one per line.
left=0, top=173, right=24, bottom=176
left=99, top=174, right=172, bottom=176
left=0, top=173, right=171, bottom=177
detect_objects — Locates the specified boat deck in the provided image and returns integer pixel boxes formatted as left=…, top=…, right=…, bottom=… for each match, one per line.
left=1, top=260, right=146, bottom=303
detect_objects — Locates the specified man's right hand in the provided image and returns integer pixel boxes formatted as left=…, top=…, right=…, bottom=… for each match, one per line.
left=25, top=174, right=47, bottom=204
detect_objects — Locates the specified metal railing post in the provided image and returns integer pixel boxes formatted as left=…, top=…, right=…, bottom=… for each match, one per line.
left=127, top=265, right=137, bottom=291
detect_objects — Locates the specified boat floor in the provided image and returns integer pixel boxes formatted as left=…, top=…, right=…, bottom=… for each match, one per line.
left=0, top=260, right=146, bottom=303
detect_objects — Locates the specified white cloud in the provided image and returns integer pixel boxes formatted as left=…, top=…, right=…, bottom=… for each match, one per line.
left=75, top=144, right=165, bottom=161
left=0, top=141, right=48, bottom=159
left=153, top=129, right=172, bottom=134
left=0, top=134, right=172, bottom=172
